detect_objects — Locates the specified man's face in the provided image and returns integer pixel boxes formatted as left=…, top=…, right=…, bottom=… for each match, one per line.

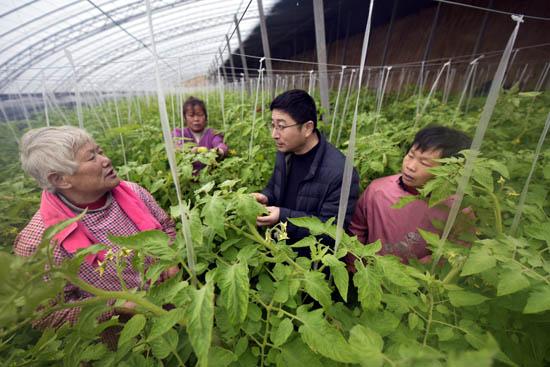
left=270, top=109, right=312, bottom=154
left=185, top=105, right=207, bottom=133
left=63, top=142, right=120, bottom=202
left=401, top=145, right=442, bottom=188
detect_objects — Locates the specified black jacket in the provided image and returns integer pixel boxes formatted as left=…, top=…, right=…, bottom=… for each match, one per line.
left=262, top=132, right=360, bottom=242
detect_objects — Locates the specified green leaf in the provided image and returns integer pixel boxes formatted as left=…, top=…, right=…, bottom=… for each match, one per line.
left=461, top=246, right=496, bottom=276
left=391, top=195, right=419, bottom=209
left=109, top=230, right=175, bottom=261
left=147, top=308, right=185, bottom=342
left=448, top=291, right=489, bottom=307
left=496, top=270, right=530, bottom=296
left=354, top=265, right=382, bottom=311
left=118, top=314, right=146, bottom=347
left=290, top=236, right=317, bottom=248
left=289, top=217, right=333, bottom=237
left=185, top=282, right=215, bottom=367
left=216, top=260, right=249, bottom=324
left=271, top=318, right=294, bottom=347
left=235, top=193, right=265, bottom=225
left=322, top=255, right=348, bottom=301
left=80, top=343, right=108, bottom=361
left=378, top=256, right=418, bottom=289
left=302, top=271, right=332, bottom=309
left=208, top=346, right=236, bottom=367
left=297, top=307, right=357, bottom=363
left=149, top=328, right=178, bottom=359
left=202, top=193, right=226, bottom=238
left=523, top=285, right=550, bottom=314
left=472, top=165, right=494, bottom=193
left=276, top=336, right=323, bottom=367
left=348, top=325, right=384, bottom=367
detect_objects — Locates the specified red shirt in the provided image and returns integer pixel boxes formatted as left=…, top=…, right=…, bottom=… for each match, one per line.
left=349, top=174, right=454, bottom=262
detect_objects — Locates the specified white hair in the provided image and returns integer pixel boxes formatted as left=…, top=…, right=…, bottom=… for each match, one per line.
left=20, top=126, right=94, bottom=192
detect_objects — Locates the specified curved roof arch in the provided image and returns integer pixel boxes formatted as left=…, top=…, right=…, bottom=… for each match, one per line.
left=0, top=0, right=277, bottom=93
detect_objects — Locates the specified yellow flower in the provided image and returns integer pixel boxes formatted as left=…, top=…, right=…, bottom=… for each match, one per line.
left=497, top=176, right=506, bottom=185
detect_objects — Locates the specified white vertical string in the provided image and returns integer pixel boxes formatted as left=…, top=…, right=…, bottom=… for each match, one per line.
left=249, top=59, right=264, bottom=159
left=0, top=102, right=20, bottom=144
left=432, top=15, right=524, bottom=272
left=510, top=112, right=550, bottom=235
left=374, top=66, right=392, bottom=132
left=334, top=0, right=375, bottom=252
left=217, top=70, right=226, bottom=131
left=534, top=62, right=549, bottom=91
left=452, top=55, right=484, bottom=124
left=145, top=0, right=196, bottom=281
left=329, top=65, right=346, bottom=143
left=336, top=69, right=356, bottom=147
left=308, top=70, right=315, bottom=95
left=64, top=49, right=84, bottom=129
left=41, top=73, right=50, bottom=127
left=415, top=60, right=450, bottom=127
left=240, top=74, right=245, bottom=121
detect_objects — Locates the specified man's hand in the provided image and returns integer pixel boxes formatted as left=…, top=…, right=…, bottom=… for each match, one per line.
left=251, top=193, right=268, bottom=205
left=256, top=206, right=280, bottom=226
left=158, top=265, right=180, bottom=283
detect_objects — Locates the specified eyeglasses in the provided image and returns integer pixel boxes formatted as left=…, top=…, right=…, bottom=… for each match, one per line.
left=271, top=123, right=300, bottom=132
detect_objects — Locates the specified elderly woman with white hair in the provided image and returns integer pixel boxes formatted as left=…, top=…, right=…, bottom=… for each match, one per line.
left=14, top=126, right=178, bottom=329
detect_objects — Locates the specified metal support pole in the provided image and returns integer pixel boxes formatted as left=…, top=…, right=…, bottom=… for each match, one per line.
left=225, top=34, right=237, bottom=82
left=381, top=0, right=399, bottom=66
left=234, top=14, right=249, bottom=80
left=472, top=0, right=493, bottom=58
left=313, top=0, right=330, bottom=123
left=218, top=49, right=228, bottom=81
left=257, top=0, right=273, bottom=80
left=423, top=2, right=441, bottom=62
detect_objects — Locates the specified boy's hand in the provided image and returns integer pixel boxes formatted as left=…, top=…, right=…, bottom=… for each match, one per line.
left=251, top=193, right=268, bottom=205
left=256, top=206, right=280, bottom=226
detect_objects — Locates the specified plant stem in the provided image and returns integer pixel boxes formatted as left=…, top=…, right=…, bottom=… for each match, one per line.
left=260, top=300, right=273, bottom=367
left=442, top=264, right=462, bottom=284
left=422, top=293, right=434, bottom=346
left=63, top=274, right=167, bottom=316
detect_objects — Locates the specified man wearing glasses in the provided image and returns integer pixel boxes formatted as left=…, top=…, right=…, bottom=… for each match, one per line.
left=252, top=89, right=360, bottom=246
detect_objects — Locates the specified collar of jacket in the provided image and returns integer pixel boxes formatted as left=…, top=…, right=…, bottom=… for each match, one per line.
left=283, top=130, right=326, bottom=182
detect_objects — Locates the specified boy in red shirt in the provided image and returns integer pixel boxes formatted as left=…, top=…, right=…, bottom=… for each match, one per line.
left=349, top=126, right=472, bottom=264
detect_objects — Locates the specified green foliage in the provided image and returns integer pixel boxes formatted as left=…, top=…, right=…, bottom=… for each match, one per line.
left=1, top=89, right=549, bottom=366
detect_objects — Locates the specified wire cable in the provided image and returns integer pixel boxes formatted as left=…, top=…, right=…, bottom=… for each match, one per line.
left=434, top=0, right=550, bottom=21
left=86, top=0, right=177, bottom=73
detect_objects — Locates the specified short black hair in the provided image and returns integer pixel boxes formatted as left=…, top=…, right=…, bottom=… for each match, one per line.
left=182, top=96, right=207, bottom=121
left=410, top=125, right=472, bottom=158
left=270, top=89, right=317, bottom=129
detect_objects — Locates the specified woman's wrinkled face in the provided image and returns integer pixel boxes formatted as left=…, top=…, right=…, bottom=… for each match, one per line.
left=185, top=105, right=207, bottom=133
left=401, top=145, right=442, bottom=188
left=63, top=142, right=120, bottom=202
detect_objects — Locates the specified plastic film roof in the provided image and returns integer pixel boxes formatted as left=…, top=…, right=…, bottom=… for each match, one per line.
left=0, top=0, right=277, bottom=93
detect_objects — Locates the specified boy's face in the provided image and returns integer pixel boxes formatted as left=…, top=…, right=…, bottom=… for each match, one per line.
left=185, top=105, right=207, bottom=133
left=401, top=145, right=442, bottom=188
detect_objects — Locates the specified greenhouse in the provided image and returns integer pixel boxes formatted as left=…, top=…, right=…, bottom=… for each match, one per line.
left=1, top=0, right=549, bottom=365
